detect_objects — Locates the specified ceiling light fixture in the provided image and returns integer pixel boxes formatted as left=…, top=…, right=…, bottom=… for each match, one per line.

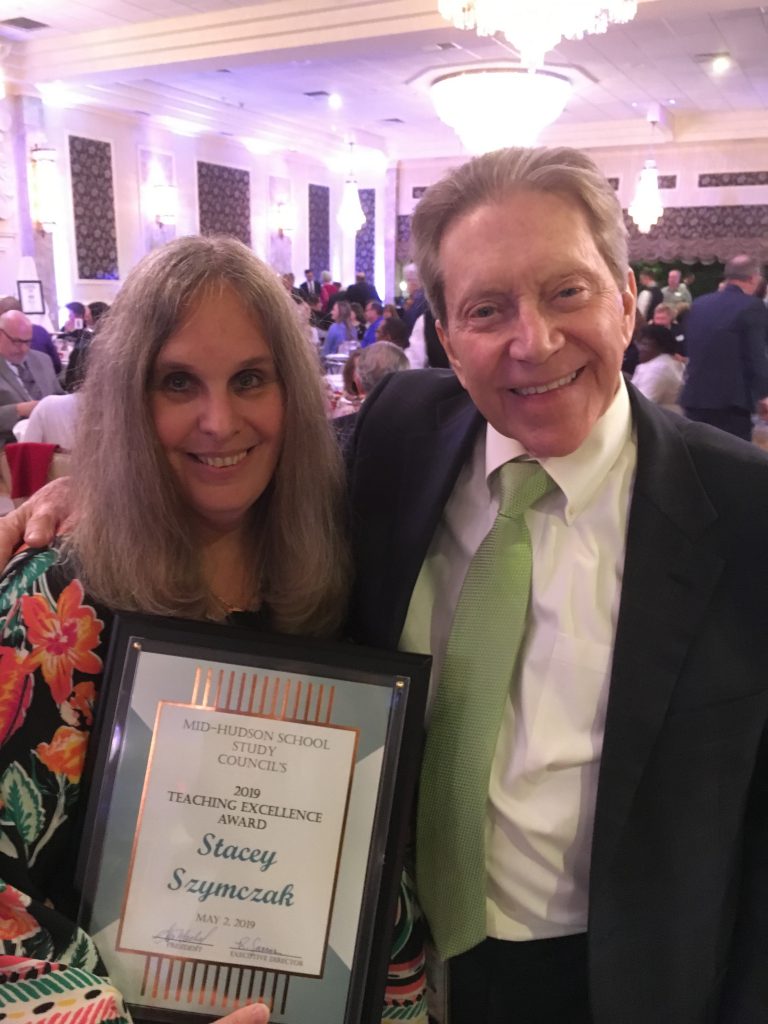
left=328, top=92, right=343, bottom=110
left=629, top=109, right=663, bottom=234
left=438, top=0, right=638, bottom=66
left=430, top=66, right=572, bottom=152
left=711, top=54, right=732, bottom=75
left=337, top=142, right=366, bottom=235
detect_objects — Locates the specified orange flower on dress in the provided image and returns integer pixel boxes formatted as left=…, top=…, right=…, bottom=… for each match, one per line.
left=22, top=580, right=103, bottom=704
left=36, top=726, right=88, bottom=783
left=0, top=647, right=35, bottom=744
left=0, top=884, right=39, bottom=941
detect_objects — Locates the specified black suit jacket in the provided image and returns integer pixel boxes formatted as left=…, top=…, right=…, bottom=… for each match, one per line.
left=299, top=279, right=320, bottom=301
left=346, top=369, right=768, bottom=1023
left=680, top=284, right=768, bottom=411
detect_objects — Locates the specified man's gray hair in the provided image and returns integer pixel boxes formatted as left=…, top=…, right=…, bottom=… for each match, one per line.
left=724, top=255, right=762, bottom=282
left=357, top=341, right=410, bottom=395
left=411, top=146, right=629, bottom=324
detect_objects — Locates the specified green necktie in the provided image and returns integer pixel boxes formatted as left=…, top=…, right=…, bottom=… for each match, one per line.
left=416, top=460, right=555, bottom=960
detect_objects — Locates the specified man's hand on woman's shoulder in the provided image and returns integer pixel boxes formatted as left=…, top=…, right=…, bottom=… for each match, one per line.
left=0, top=476, right=73, bottom=565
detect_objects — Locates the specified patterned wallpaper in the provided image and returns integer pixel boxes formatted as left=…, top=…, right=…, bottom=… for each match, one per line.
left=308, top=184, right=330, bottom=277
left=699, top=171, right=768, bottom=187
left=69, top=136, right=119, bottom=280
left=197, top=161, right=251, bottom=244
left=625, top=205, right=768, bottom=262
left=396, top=214, right=412, bottom=266
left=355, top=188, right=375, bottom=280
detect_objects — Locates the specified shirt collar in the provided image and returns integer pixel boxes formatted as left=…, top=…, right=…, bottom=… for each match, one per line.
left=485, top=376, right=634, bottom=524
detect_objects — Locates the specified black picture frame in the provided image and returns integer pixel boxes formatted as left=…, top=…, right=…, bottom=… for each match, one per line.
left=77, top=613, right=430, bottom=1023
left=17, top=279, right=45, bottom=315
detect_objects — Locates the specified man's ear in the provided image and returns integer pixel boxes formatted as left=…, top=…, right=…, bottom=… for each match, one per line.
left=620, top=269, right=638, bottom=351
left=436, top=319, right=467, bottom=386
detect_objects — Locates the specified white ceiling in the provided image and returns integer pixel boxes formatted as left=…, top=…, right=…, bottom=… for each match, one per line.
left=3, top=0, right=768, bottom=160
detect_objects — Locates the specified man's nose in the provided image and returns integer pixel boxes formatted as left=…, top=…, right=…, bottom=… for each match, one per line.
left=508, top=302, right=564, bottom=362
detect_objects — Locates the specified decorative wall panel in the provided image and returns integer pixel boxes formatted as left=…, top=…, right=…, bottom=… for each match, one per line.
left=412, top=186, right=428, bottom=199
left=699, top=171, right=768, bottom=188
left=396, top=214, right=412, bottom=266
left=625, top=205, right=768, bottom=263
left=607, top=177, right=620, bottom=191
left=658, top=175, right=677, bottom=190
left=308, top=184, right=330, bottom=277
left=69, top=135, right=119, bottom=280
left=355, top=188, right=375, bottom=280
left=197, top=161, right=251, bottom=244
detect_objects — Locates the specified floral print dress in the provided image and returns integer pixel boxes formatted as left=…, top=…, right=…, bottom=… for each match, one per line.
left=0, top=546, right=429, bottom=1024
left=0, top=545, right=130, bottom=1022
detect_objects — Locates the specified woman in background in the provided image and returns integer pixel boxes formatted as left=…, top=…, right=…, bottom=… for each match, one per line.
left=321, top=299, right=357, bottom=356
left=0, top=236, right=349, bottom=1023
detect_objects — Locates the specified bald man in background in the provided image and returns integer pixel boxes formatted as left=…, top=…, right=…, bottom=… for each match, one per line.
left=0, top=310, right=63, bottom=445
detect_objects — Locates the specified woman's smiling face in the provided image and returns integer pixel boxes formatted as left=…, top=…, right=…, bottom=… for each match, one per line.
left=149, top=286, right=285, bottom=534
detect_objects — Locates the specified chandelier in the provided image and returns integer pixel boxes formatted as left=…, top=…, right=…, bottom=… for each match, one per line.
left=629, top=158, right=664, bottom=234
left=438, top=0, right=638, bottom=66
left=336, top=142, right=366, bottom=235
left=431, top=67, right=572, bottom=153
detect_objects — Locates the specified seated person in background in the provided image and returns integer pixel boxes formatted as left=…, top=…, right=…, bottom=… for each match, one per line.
left=322, top=299, right=358, bottom=356
left=0, top=296, right=62, bottom=374
left=0, top=235, right=349, bottom=1024
left=0, top=309, right=63, bottom=444
left=382, top=303, right=400, bottom=320
left=630, top=324, right=684, bottom=413
left=23, top=394, right=81, bottom=450
left=319, top=269, right=340, bottom=312
left=362, top=300, right=385, bottom=347
left=651, top=301, right=684, bottom=351
left=376, top=313, right=410, bottom=351
left=86, top=300, right=110, bottom=328
left=332, top=341, right=410, bottom=454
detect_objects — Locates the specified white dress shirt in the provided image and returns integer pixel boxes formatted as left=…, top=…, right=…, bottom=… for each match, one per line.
left=400, top=378, right=637, bottom=941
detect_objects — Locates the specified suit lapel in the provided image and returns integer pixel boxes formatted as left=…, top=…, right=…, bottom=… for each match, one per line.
left=590, top=393, right=724, bottom=890
left=0, top=358, right=28, bottom=401
left=378, top=389, right=482, bottom=649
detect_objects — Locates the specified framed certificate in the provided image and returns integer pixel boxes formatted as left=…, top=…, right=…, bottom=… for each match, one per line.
left=17, top=279, right=45, bottom=315
left=77, top=614, right=430, bottom=1023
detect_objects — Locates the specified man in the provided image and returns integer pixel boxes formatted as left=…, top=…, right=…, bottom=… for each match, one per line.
left=0, top=297, right=62, bottom=374
left=4, top=148, right=768, bottom=1024
left=662, top=268, right=692, bottom=312
left=299, top=268, right=319, bottom=301
left=402, top=261, right=428, bottom=339
left=635, top=268, right=663, bottom=321
left=681, top=254, right=768, bottom=440
left=345, top=271, right=380, bottom=308
left=347, top=147, right=768, bottom=1022
left=361, top=300, right=384, bottom=347
left=0, top=310, right=63, bottom=444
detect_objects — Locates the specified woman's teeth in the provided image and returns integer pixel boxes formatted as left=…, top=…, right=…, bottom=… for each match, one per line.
left=195, top=451, right=248, bottom=467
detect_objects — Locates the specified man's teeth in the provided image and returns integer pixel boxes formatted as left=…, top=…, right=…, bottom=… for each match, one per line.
left=196, top=451, right=248, bottom=468
left=513, top=370, right=578, bottom=397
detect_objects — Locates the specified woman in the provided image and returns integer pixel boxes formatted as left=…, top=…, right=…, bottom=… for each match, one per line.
left=321, top=299, right=356, bottom=356
left=630, top=323, right=684, bottom=413
left=0, top=236, right=349, bottom=1023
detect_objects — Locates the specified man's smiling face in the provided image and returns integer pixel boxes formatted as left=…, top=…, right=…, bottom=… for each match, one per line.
left=436, top=189, right=636, bottom=458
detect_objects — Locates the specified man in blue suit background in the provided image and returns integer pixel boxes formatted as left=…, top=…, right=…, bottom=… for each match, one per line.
left=681, top=255, right=768, bottom=439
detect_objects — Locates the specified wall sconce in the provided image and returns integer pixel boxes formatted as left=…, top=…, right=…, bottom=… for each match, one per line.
left=29, top=144, right=58, bottom=233
left=151, top=183, right=178, bottom=227
left=271, top=200, right=296, bottom=234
